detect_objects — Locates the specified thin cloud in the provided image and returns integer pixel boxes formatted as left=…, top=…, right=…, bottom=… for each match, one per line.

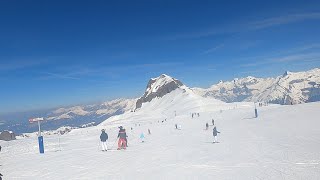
left=240, top=70, right=263, bottom=74
left=202, top=43, right=225, bottom=54
left=40, top=72, right=80, bottom=80
left=0, top=59, right=50, bottom=72
left=37, top=62, right=184, bottom=80
left=240, top=52, right=320, bottom=67
left=165, top=12, right=320, bottom=41
left=271, top=53, right=320, bottom=63
left=249, top=12, right=320, bottom=30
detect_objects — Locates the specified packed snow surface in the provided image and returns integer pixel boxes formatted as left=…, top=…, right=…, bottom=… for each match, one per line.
left=1, top=97, right=320, bottom=179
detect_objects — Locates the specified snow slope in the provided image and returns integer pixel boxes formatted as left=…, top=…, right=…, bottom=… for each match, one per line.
left=1, top=97, right=319, bottom=179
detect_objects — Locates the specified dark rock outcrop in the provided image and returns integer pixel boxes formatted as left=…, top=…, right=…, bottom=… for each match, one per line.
left=0, top=130, right=16, bottom=141
left=135, top=74, right=184, bottom=109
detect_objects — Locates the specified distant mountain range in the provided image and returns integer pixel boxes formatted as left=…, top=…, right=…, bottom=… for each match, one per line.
left=192, top=68, right=320, bottom=105
left=1, top=68, right=319, bottom=134
left=0, top=99, right=136, bottom=134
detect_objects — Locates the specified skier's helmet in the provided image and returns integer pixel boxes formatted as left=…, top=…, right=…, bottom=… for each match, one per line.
left=101, top=129, right=105, bottom=131
left=119, top=126, right=123, bottom=129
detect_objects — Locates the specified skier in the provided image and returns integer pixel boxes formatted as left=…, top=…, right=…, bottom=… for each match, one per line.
left=100, top=129, right=108, bottom=151
left=212, top=119, right=215, bottom=126
left=117, top=126, right=127, bottom=150
left=0, top=145, right=1, bottom=152
left=212, top=126, right=220, bottom=143
left=140, top=132, right=145, bottom=142
left=205, top=123, right=209, bottom=130
left=192, top=113, right=194, bottom=118
left=0, top=173, right=2, bottom=180
left=175, top=124, right=178, bottom=129
left=148, top=129, right=151, bottom=135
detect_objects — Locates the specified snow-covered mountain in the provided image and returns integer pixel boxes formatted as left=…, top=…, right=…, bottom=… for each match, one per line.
left=2, top=68, right=320, bottom=134
left=47, top=98, right=136, bottom=121
left=135, top=74, right=185, bottom=109
left=101, top=75, right=229, bottom=127
left=193, top=68, right=320, bottom=105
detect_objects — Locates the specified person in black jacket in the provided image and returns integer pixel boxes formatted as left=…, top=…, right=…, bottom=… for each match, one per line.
left=212, top=126, right=220, bottom=143
left=117, top=126, right=127, bottom=150
left=0, top=173, right=3, bottom=180
left=100, top=129, right=108, bottom=151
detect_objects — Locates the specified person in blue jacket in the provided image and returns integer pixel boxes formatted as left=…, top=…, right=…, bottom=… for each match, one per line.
left=100, top=129, right=108, bottom=151
left=212, top=126, right=220, bottom=143
left=140, top=132, right=145, bottom=143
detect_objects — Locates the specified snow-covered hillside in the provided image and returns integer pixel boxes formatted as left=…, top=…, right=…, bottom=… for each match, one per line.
left=1, top=96, right=319, bottom=179
left=193, top=68, right=320, bottom=105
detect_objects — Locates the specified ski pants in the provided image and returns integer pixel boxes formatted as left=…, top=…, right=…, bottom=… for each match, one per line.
left=101, top=141, right=108, bottom=151
left=213, top=136, right=218, bottom=143
left=118, top=138, right=127, bottom=149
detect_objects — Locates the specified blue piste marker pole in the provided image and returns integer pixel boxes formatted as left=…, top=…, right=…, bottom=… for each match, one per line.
left=29, top=117, right=45, bottom=154
left=38, top=136, right=44, bottom=154
left=37, top=119, right=44, bottom=154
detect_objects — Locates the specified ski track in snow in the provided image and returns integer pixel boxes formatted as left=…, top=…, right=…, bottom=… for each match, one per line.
left=1, top=101, right=320, bottom=180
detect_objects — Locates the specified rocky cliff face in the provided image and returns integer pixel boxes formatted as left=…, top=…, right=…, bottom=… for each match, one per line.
left=136, top=74, right=185, bottom=109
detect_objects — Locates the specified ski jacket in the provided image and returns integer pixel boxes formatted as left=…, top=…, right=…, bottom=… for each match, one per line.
left=100, top=132, right=108, bottom=142
left=140, top=133, right=145, bottom=139
left=118, top=129, right=127, bottom=139
left=212, top=127, right=220, bottom=136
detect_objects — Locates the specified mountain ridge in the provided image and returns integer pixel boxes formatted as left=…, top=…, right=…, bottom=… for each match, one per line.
left=192, top=68, right=320, bottom=104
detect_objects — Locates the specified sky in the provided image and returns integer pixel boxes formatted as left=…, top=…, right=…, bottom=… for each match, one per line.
left=0, top=0, right=320, bottom=113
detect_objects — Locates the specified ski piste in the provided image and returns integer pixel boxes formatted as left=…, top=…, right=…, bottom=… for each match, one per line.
left=2, top=73, right=320, bottom=179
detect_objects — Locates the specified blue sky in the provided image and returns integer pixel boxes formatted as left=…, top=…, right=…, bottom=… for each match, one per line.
left=1, top=0, right=320, bottom=113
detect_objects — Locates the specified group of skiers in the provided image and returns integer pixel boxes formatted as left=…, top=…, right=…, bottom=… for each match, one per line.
left=100, top=116, right=222, bottom=151
left=100, top=126, right=149, bottom=151
left=205, top=119, right=220, bottom=143
left=191, top=113, right=200, bottom=118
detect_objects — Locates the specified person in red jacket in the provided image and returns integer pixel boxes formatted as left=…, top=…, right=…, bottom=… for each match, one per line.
left=117, top=126, right=127, bottom=150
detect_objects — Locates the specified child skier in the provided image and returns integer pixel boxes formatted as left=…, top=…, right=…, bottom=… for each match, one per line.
left=140, top=132, right=145, bottom=142
left=117, top=126, right=127, bottom=150
left=212, top=126, right=220, bottom=143
left=100, top=129, right=108, bottom=151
